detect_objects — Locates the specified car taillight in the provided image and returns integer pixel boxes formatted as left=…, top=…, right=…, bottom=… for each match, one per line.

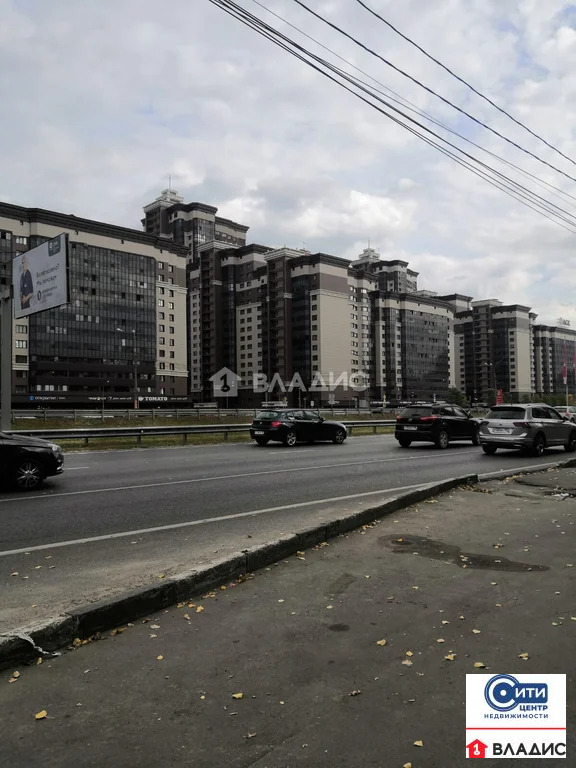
left=419, top=415, right=438, bottom=422
left=513, top=421, right=531, bottom=428
left=271, top=421, right=282, bottom=427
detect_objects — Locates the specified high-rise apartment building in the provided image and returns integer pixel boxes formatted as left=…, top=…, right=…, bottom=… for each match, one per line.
left=0, top=201, right=188, bottom=406
left=533, top=323, right=576, bottom=395
left=142, top=188, right=248, bottom=259
left=187, top=242, right=455, bottom=406
left=444, top=297, right=536, bottom=401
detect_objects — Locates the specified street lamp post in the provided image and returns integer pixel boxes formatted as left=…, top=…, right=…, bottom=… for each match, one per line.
left=117, top=327, right=138, bottom=410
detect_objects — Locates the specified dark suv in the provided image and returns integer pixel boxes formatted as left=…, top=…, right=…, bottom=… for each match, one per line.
left=0, top=432, right=64, bottom=490
left=395, top=404, right=480, bottom=449
left=250, top=409, right=347, bottom=447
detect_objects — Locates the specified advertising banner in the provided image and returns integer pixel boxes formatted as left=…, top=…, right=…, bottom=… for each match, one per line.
left=13, top=233, right=69, bottom=319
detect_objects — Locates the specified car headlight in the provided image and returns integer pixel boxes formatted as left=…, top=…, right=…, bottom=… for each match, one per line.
left=48, top=443, right=61, bottom=452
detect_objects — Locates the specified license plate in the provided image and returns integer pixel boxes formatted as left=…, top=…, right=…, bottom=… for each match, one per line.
left=254, top=431, right=265, bottom=435
left=490, top=428, right=510, bottom=434
left=404, top=426, right=418, bottom=431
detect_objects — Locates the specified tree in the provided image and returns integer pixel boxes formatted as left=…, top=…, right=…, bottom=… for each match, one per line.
left=447, top=387, right=468, bottom=407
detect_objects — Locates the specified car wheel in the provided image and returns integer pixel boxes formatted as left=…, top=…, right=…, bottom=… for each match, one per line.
left=435, top=430, right=449, bottom=449
left=397, top=437, right=411, bottom=448
left=532, top=434, right=546, bottom=456
left=255, top=437, right=269, bottom=446
left=564, top=432, right=576, bottom=453
left=482, top=445, right=497, bottom=455
left=332, top=428, right=346, bottom=444
left=471, top=431, right=480, bottom=446
left=283, top=430, right=297, bottom=447
left=14, top=459, right=44, bottom=491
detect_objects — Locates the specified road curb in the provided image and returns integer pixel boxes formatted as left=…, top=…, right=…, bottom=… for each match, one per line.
left=0, top=463, right=568, bottom=671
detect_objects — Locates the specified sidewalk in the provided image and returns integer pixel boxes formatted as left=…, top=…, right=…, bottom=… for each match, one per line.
left=1, top=468, right=575, bottom=768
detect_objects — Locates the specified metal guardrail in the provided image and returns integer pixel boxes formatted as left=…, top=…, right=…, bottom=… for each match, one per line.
left=12, top=407, right=392, bottom=421
left=9, top=421, right=397, bottom=446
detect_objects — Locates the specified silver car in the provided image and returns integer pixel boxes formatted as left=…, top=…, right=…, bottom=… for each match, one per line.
left=554, top=404, right=576, bottom=423
left=478, top=403, right=576, bottom=456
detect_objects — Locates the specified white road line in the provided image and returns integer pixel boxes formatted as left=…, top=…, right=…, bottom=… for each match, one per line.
left=0, top=482, right=430, bottom=557
left=0, top=452, right=463, bottom=503
left=63, top=466, right=90, bottom=470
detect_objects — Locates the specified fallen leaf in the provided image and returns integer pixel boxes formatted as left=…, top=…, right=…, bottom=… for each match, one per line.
left=156, top=655, right=164, bottom=661
left=245, top=732, right=257, bottom=739
left=10, top=572, right=18, bottom=577
left=196, top=606, right=204, bottom=613
left=495, top=603, right=503, bottom=607
left=401, top=659, right=413, bottom=667
left=36, top=658, right=42, bottom=665
left=458, top=615, right=465, bottom=620
left=348, top=690, right=362, bottom=696
left=490, top=582, right=498, bottom=586
left=403, top=764, right=412, bottom=768
left=405, top=650, right=413, bottom=657
left=412, top=586, right=419, bottom=590
left=150, top=624, right=161, bottom=630
left=474, top=662, right=486, bottom=669
left=436, top=638, right=445, bottom=643
left=413, top=740, right=424, bottom=747
left=183, top=613, right=191, bottom=621
left=444, top=653, right=456, bottom=661
left=150, top=634, right=157, bottom=638
left=11, top=671, right=20, bottom=679
left=326, top=605, right=333, bottom=610
left=278, top=599, right=285, bottom=603
left=34, top=566, right=42, bottom=570
left=34, top=710, right=47, bottom=720
left=232, top=693, right=243, bottom=699
left=518, top=652, right=529, bottom=660
left=441, top=620, right=449, bottom=625
left=200, top=695, right=205, bottom=700
left=472, top=629, right=481, bottom=634
left=376, top=639, right=388, bottom=646
left=571, top=617, right=576, bottom=621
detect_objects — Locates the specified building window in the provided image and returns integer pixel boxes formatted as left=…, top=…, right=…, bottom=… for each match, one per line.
left=159, top=363, right=165, bottom=370
left=169, top=326, right=174, bottom=334
left=159, top=324, right=165, bottom=332
left=169, top=314, right=174, bottom=322
left=158, top=262, right=164, bottom=269
left=15, top=340, right=27, bottom=348
left=169, top=364, right=175, bottom=370
left=15, top=324, right=27, bottom=334
left=159, top=337, right=165, bottom=345
left=158, top=299, right=165, bottom=307
left=159, top=312, right=165, bottom=320
left=169, top=302, right=174, bottom=309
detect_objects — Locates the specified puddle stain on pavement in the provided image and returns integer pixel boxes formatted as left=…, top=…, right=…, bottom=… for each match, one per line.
left=380, top=535, right=549, bottom=572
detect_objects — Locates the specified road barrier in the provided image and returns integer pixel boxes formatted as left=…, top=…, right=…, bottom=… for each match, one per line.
left=12, top=407, right=391, bottom=421
left=9, top=421, right=397, bottom=446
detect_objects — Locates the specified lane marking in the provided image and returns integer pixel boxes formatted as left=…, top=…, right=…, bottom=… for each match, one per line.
left=0, top=482, right=430, bottom=557
left=0, top=451, right=463, bottom=504
left=63, top=466, right=90, bottom=470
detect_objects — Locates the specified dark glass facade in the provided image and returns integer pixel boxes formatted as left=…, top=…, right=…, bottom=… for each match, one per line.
left=28, top=238, right=157, bottom=398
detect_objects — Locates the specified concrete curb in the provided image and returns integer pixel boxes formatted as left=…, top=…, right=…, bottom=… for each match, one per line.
left=0, top=461, right=571, bottom=671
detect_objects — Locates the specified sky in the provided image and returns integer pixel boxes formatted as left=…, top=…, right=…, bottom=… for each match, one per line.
left=1, top=0, right=576, bottom=325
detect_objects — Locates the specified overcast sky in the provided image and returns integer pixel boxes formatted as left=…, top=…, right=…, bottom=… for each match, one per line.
left=2, top=0, right=576, bottom=325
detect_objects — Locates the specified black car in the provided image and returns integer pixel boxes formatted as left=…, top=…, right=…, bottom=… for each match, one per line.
left=394, top=404, right=480, bottom=449
left=250, top=409, right=347, bottom=447
left=0, top=431, right=64, bottom=490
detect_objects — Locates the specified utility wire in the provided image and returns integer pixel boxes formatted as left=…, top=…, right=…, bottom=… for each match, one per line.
left=210, top=0, right=576, bottom=230
left=354, top=0, right=576, bottom=169
left=290, top=0, right=576, bottom=186
left=248, top=0, right=576, bottom=208
left=208, top=0, right=576, bottom=234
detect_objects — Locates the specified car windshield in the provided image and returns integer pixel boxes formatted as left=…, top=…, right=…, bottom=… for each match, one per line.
left=486, top=407, right=526, bottom=419
left=399, top=407, right=434, bottom=417
left=255, top=411, right=281, bottom=419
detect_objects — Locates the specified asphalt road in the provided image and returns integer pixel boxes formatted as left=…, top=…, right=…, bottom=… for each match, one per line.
left=1, top=471, right=574, bottom=767
left=0, top=434, right=572, bottom=632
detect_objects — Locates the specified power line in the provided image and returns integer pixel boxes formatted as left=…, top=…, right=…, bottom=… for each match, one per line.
left=354, top=0, right=576, bottom=169
left=248, top=0, right=576, bottom=209
left=208, top=0, right=576, bottom=234
left=289, top=0, right=576, bottom=186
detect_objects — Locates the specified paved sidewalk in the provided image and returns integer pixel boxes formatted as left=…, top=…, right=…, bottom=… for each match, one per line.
left=1, top=468, right=575, bottom=768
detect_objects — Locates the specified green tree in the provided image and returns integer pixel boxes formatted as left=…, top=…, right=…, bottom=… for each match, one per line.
left=447, top=387, right=468, bottom=407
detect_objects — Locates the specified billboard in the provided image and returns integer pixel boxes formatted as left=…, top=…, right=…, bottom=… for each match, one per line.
left=13, top=233, right=69, bottom=319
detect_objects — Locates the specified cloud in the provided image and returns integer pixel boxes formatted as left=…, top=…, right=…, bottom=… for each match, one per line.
left=0, top=0, right=575, bottom=330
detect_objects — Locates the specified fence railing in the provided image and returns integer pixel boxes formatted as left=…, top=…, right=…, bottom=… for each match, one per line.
left=9, top=421, right=397, bottom=446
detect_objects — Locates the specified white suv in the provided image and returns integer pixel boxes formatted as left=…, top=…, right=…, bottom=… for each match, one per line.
left=478, top=404, right=576, bottom=456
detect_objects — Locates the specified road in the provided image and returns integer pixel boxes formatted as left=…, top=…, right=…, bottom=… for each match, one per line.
left=2, top=469, right=574, bottom=767
left=0, top=434, right=572, bottom=631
